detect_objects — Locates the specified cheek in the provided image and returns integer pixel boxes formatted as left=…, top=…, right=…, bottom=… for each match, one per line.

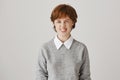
left=54, top=26, right=60, bottom=32
left=68, top=25, right=73, bottom=30
left=54, top=23, right=59, bottom=28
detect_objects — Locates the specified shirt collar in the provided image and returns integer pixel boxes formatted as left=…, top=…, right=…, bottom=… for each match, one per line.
left=54, top=35, right=73, bottom=50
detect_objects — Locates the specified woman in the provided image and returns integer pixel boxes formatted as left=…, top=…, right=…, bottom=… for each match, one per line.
left=36, top=4, right=91, bottom=80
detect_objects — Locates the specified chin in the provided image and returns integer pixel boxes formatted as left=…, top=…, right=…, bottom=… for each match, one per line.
left=61, top=33, right=69, bottom=36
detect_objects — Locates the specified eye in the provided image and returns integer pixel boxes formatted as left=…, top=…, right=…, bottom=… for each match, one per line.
left=65, top=20, right=70, bottom=23
left=65, top=20, right=69, bottom=23
left=56, top=20, right=61, bottom=23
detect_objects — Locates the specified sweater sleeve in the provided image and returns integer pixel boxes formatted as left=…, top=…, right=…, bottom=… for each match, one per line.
left=36, top=47, right=48, bottom=80
left=79, top=46, right=91, bottom=80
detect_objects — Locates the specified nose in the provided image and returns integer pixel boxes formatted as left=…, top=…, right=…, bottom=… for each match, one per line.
left=61, top=22, right=66, bottom=28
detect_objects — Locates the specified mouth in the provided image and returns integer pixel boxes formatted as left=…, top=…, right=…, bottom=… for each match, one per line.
left=60, top=29, right=67, bottom=32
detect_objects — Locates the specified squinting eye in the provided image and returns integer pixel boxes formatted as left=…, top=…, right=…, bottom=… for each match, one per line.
left=66, top=21, right=69, bottom=22
left=56, top=21, right=61, bottom=23
left=65, top=20, right=70, bottom=23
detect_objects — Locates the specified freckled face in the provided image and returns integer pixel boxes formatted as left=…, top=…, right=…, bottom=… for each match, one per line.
left=54, top=16, right=74, bottom=37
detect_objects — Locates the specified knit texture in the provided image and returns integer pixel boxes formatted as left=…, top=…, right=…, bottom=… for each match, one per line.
left=36, top=39, right=91, bottom=80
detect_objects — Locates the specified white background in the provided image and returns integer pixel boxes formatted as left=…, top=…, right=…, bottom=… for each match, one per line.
left=0, top=0, right=120, bottom=80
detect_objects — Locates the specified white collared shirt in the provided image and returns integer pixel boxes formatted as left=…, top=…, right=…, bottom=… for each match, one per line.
left=54, top=35, right=73, bottom=49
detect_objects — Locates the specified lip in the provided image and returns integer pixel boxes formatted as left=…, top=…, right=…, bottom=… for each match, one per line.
left=60, top=29, right=67, bottom=32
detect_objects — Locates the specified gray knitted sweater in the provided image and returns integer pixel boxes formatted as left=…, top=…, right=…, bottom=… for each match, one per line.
left=36, top=39, right=91, bottom=80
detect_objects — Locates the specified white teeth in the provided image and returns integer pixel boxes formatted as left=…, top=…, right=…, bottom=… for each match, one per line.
left=61, top=28, right=67, bottom=31
left=61, top=29, right=66, bottom=32
left=61, top=29, right=65, bottom=31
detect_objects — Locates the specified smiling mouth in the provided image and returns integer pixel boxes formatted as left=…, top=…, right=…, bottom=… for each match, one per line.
left=60, top=28, right=67, bottom=32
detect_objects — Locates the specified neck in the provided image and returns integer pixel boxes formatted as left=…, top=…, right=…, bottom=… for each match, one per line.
left=57, top=34, right=71, bottom=43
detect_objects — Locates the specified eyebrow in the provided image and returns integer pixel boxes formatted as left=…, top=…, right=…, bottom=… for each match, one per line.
left=66, top=19, right=71, bottom=20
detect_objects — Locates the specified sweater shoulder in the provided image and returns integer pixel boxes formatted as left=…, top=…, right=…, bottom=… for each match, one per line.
left=40, top=39, right=54, bottom=50
left=73, top=39, right=87, bottom=49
